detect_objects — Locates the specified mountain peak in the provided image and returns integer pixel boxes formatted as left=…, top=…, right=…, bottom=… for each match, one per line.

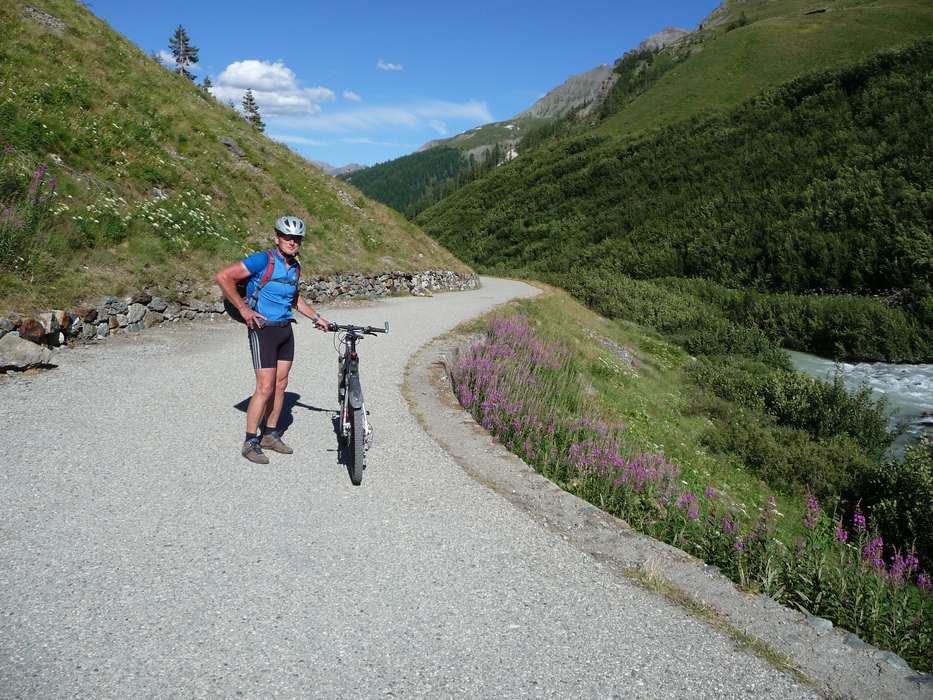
left=512, top=64, right=617, bottom=120
left=513, top=26, right=692, bottom=122
left=621, top=26, right=693, bottom=58
left=311, top=160, right=366, bottom=176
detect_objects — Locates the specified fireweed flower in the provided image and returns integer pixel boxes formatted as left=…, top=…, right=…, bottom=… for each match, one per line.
left=835, top=526, right=848, bottom=544
left=804, top=494, right=819, bottom=528
left=889, top=551, right=920, bottom=585
left=853, top=508, right=867, bottom=534
left=862, top=536, right=885, bottom=573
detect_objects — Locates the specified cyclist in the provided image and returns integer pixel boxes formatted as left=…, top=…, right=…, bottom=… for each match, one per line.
left=215, top=216, right=331, bottom=464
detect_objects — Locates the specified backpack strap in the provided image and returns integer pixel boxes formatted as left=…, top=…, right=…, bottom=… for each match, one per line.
left=290, top=258, right=301, bottom=308
left=247, top=250, right=276, bottom=309
left=249, top=251, right=302, bottom=310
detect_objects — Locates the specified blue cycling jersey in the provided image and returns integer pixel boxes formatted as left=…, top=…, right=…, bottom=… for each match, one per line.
left=242, top=249, right=301, bottom=322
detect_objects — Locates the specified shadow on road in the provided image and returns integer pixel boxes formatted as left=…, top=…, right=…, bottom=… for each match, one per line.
left=233, top=391, right=358, bottom=483
left=233, top=391, right=330, bottom=432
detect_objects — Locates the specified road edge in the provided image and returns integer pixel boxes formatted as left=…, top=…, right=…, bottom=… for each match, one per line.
left=403, top=334, right=933, bottom=700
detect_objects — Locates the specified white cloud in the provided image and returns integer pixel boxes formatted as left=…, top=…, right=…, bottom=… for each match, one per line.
left=343, top=91, right=362, bottom=102
left=211, top=60, right=335, bottom=116
left=268, top=134, right=331, bottom=147
left=427, top=119, right=447, bottom=135
left=377, top=60, right=403, bottom=71
left=278, top=100, right=493, bottom=135
left=217, top=59, right=295, bottom=90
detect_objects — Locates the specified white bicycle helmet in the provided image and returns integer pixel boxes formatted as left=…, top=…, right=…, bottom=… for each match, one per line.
left=274, top=215, right=306, bottom=237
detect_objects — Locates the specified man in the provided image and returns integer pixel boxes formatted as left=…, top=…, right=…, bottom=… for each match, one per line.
left=215, top=216, right=331, bottom=464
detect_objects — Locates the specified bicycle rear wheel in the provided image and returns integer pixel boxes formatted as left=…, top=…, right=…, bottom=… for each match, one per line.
left=349, top=407, right=365, bottom=485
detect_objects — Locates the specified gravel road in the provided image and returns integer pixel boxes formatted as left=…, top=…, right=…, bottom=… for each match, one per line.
left=0, top=277, right=911, bottom=698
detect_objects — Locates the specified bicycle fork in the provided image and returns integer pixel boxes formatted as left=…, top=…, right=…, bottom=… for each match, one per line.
left=339, top=354, right=373, bottom=446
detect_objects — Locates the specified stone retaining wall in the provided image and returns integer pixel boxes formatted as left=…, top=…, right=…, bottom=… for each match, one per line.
left=0, top=269, right=479, bottom=372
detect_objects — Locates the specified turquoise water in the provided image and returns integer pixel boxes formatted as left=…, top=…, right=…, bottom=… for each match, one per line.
left=785, top=350, right=933, bottom=452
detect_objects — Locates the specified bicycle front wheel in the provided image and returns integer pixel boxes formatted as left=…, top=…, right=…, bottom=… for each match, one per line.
left=349, top=407, right=365, bottom=485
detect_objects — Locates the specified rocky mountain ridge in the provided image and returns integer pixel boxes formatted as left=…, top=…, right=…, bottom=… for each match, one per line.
left=512, top=25, right=693, bottom=122
left=512, top=63, right=617, bottom=120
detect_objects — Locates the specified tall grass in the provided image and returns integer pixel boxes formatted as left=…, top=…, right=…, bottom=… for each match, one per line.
left=0, top=143, right=57, bottom=274
left=0, top=0, right=465, bottom=316
left=450, top=309, right=933, bottom=672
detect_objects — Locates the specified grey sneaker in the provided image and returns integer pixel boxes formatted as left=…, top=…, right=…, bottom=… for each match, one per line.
left=260, top=432, right=294, bottom=454
left=242, top=439, right=269, bottom=464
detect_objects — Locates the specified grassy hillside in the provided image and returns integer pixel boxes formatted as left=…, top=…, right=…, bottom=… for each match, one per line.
left=0, top=0, right=466, bottom=317
left=599, top=0, right=933, bottom=136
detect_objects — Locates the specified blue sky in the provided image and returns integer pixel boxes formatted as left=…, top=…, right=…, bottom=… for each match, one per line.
left=86, top=1, right=715, bottom=168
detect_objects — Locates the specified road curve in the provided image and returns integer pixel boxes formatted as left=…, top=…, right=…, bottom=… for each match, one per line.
left=0, top=278, right=819, bottom=698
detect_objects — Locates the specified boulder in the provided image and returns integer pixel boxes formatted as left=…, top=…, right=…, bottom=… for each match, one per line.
left=0, top=334, right=53, bottom=372
left=18, top=318, right=46, bottom=344
left=38, top=312, right=71, bottom=346
left=143, top=311, right=164, bottom=328
left=126, top=303, right=147, bottom=325
left=131, top=290, right=153, bottom=305
left=77, top=308, right=98, bottom=324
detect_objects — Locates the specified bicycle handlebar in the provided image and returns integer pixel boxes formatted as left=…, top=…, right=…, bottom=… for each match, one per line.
left=328, top=321, right=389, bottom=335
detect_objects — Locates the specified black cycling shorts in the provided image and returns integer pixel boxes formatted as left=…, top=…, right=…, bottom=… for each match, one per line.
left=248, top=323, right=295, bottom=369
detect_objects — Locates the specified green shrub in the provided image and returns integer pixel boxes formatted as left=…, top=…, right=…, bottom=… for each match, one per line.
left=691, top=359, right=896, bottom=450
left=861, top=440, right=933, bottom=565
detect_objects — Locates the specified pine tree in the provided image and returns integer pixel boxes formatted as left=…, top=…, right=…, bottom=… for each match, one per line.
left=168, top=25, right=199, bottom=81
left=241, top=89, right=265, bottom=132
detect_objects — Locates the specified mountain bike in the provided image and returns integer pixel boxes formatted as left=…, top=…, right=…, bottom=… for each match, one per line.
left=329, top=321, right=389, bottom=485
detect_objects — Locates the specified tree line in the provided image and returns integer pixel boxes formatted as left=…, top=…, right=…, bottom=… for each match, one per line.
left=340, top=143, right=516, bottom=218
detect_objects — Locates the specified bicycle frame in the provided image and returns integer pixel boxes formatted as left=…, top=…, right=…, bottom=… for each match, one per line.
left=330, top=321, right=388, bottom=484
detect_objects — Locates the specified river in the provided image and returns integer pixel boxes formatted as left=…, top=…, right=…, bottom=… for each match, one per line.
left=786, top=350, right=933, bottom=454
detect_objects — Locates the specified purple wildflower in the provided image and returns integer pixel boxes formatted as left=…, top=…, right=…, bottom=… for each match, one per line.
left=862, top=536, right=885, bottom=573
left=853, top=508, right=866, bottom=534
left=804, top=494, right=819, bottom=529
left=889, top=550, right=920, bottom=584
left=721, top=517, right=737, bottom=536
